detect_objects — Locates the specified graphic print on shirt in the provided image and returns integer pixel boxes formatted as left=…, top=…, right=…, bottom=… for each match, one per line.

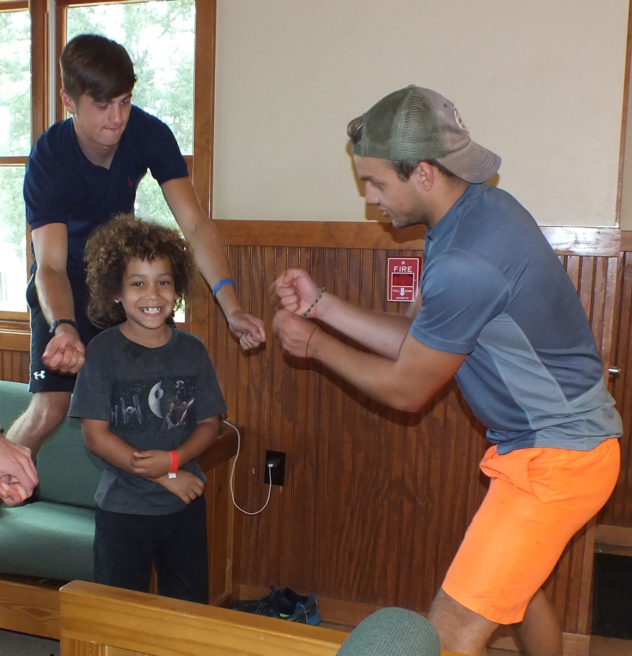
left=111, top=376, right=196, bottom=433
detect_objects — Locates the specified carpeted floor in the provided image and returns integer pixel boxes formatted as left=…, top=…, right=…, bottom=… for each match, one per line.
left=0, top=630, right=58, bottom=656
left=0, top=628, right=630, bottom=656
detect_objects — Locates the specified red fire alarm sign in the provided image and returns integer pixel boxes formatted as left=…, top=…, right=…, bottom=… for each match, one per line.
left=387, top=257, right=421, bottom=302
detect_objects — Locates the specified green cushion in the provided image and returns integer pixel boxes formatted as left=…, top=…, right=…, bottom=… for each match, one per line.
left=36, top=416, right=101, bottom=508
left=0, top=501, right=94, bottom=581
left=0, top=380, right=31, bottom=432
left=0, top=380, right=101, bottom=508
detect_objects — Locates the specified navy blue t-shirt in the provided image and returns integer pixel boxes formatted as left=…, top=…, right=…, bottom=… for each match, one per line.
left=24, top=105, right=188, bottom=278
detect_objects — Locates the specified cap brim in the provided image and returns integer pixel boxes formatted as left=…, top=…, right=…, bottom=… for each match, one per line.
left=436, top=141, right=501, bottom=184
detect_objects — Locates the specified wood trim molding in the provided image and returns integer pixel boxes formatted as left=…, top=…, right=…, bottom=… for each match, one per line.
left=541, top=226, right=622, bottom=256
left=215, top=220, right=632, bottom=255
left=1, top=223, right=631, bottom=353
left=595, top=523, right=632, bottom=556
left=215, top=219, right=425, bottom=249
left=0, top=328, right=29, bottom=352
left=621, top=229, right=632, bottom=250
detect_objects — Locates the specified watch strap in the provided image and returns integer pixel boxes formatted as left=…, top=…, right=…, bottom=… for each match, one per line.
left=49, top=319, right=79, bottom=335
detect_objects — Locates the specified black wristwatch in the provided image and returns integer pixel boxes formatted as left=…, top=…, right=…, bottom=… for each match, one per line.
left=49, top=319, right=79, bottom=335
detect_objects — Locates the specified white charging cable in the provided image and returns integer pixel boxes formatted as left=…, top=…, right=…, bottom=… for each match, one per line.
left=223, top=418, right=273, bottom=516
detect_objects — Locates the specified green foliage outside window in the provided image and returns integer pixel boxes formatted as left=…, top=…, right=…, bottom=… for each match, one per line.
left=0, top=8, right=30, bottom=311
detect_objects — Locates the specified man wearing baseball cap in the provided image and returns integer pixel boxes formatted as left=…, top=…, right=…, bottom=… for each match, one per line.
left=272, top=85, right=622, bottom=655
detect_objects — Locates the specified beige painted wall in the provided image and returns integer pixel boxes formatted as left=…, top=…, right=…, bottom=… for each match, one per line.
left=213, top=0, right=628, bottom=227
left=620, top=43, right=632, bottom=230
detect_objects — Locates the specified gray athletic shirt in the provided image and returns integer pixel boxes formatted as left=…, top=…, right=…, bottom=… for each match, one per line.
left=410, top=184, right=622, bottom=454
left=69, top=326, right=227, bottom=514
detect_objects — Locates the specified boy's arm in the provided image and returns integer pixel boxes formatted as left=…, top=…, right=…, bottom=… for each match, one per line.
left=81, top=418, right=208, bottom=504
left=81, top=418, right=139, bottom=472
left=129, top=416, right=220, bottom=479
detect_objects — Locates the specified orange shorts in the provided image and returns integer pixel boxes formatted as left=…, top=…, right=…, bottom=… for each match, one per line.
left=442, top=438, right=620, bottom=625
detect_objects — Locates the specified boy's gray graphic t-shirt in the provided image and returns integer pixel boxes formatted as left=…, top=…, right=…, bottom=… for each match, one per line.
left=70, top=327, right=227, bottom=514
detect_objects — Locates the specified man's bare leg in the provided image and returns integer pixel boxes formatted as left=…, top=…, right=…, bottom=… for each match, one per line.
left=428, top=588, right=497, bottom=656
left=6, top=391, right=72, bottom=459
left=511, top=588, right=563, bottom=656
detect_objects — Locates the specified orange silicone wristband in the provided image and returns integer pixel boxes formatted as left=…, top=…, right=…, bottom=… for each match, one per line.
left=168, top=450, right=178, bottom=478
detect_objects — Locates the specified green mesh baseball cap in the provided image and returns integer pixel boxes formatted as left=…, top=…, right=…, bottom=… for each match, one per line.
left=350, top=85, right=501, bottom=183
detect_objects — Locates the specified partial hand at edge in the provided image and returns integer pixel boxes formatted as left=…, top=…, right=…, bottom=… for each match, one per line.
left=0, top=436, right=38, bottom=505
left=0, top=475, right=29, bottom=506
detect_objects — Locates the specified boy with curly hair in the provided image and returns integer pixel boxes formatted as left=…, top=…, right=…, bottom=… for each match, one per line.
left=70, top=213, right=226, bottom=603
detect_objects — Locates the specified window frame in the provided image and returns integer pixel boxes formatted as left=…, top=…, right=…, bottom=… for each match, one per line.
left=0, top=0, right=42, bottom=335
left=0, top=0, right=216, bottom=345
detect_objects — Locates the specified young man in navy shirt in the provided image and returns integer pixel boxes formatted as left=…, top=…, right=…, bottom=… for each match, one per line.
left=6, top=34, right=264, bottom=471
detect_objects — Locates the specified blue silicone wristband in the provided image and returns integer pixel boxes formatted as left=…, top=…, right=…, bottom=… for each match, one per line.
left=212, top=278, right=236, bottom=297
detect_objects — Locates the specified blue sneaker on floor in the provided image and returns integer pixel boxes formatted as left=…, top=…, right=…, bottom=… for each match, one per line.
left=233, top=586, right=321, bottom=625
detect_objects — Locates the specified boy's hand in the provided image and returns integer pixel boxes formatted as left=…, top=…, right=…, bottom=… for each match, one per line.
left=130, top=449, right=170, bottom=478
left=155, top=470, right=204, bottom=503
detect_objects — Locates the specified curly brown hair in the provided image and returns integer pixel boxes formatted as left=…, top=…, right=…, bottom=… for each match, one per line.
left=84, top=213, right=194, bottom=328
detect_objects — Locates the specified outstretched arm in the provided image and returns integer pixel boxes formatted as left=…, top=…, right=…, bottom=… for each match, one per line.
left=31, top=223, right=85, bottom=374
left=161, top=177, right=265, bottom=350
left=273, top=268, right=412, bottom=359
left=274, top=311, right=466, bottom=412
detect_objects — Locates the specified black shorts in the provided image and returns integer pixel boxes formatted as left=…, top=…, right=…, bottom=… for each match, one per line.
left=27, top=274, right=101, bottom=393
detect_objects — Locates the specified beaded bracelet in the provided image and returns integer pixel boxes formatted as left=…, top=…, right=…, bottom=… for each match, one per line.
left=302, top=286, right=325, bottom=319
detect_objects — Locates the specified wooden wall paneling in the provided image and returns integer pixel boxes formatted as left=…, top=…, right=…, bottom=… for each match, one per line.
left=222, top=243, right=479, bottom=617
left=208, top=237, right=622, bottom=643
left=600, top=251, right=632, bottom=526
left=206, top=458, right=236, bottom=606
left=0, top=349, right=29, bottom=384
left=3, top=223, right=632, bottom=645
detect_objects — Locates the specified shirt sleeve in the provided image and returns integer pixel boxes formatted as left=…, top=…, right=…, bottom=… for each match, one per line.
left=191, top=340, right=227, bottom=421
left=68, top=336, right=113, bottom=422
left=23, top=134, right=70, bottom=230
left=137, top=110, right=189, bottom=185
left=410, top=250, right=510, bottom=354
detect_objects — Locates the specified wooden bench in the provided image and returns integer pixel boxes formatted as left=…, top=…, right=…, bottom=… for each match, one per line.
left=60, top=580, right=466, bottom=655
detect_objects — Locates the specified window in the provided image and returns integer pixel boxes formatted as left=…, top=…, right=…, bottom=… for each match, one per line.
left=0, top=0, right=211, bottom=332
left=0, top=2, right=30, bottom=314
